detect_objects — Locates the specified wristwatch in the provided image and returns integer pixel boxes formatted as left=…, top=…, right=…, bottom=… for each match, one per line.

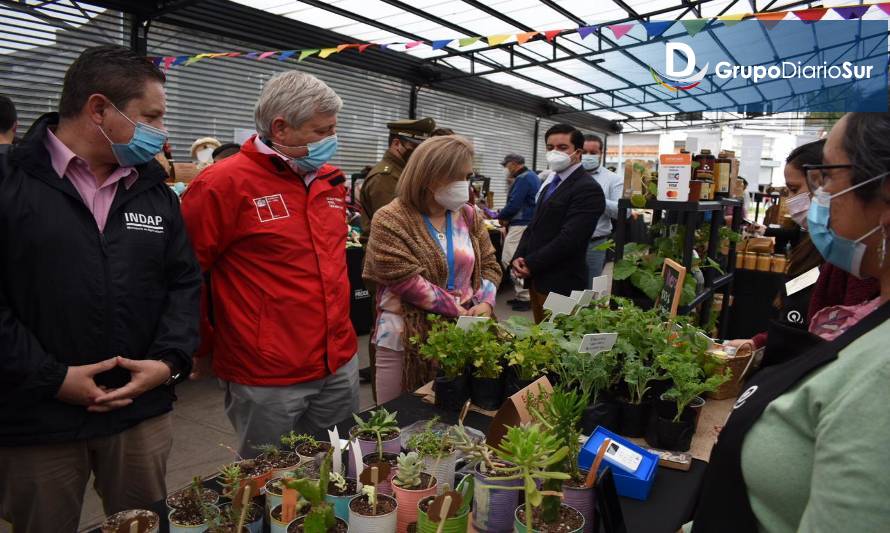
left=160, top=358, right=182, bottom=386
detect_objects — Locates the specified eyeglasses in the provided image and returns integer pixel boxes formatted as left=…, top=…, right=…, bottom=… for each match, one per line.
left=802, top=163, right=853, bottom=192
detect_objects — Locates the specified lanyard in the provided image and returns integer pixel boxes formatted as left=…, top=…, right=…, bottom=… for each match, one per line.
left=422, top=211, right=455, bottom=291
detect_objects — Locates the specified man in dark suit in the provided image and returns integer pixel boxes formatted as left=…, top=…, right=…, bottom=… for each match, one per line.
left=511, top=123, right=605, bottom=322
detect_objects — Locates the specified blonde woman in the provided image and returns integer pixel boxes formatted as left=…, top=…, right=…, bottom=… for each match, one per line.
left=363, top=135, right=502, bottom=403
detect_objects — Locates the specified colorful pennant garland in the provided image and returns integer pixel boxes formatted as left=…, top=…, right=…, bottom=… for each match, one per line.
left=149, top=3, right=890, bottom=69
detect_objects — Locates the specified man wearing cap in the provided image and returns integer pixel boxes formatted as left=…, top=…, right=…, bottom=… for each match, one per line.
left=498, top=154, right=540, bottom=312
left=358, top=117, right=435, bottom=400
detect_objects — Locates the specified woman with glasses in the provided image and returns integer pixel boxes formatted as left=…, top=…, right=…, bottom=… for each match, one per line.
left=691, top=112, right=890, bottom=533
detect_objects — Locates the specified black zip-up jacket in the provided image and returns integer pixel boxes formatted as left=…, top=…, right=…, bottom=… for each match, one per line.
left=0, top=113, right=201, bottom=446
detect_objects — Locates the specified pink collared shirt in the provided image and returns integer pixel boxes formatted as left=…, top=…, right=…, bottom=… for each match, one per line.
left=44, top=128, right=138, bottom=232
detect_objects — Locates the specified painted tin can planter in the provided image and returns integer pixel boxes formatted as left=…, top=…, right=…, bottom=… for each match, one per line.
left=168, top=505, right=220, bottom=533
left=348, top=428, right=401, bottom=478
left=325, top=478, right=359, bottom=523
left=101, top=510, right=160, bottom=533
left=269, top=503, right=296, bottom=533
left=266, top=477, right=285, bottom=521
left=392, top=474, right=438, bottom=533
left=513, top=503, right=585, bottom=533
left=362, top=451, right=400, bottom=496
left=472, top=463, right=521, bottom=533
left=347, top=493, right=398, bottom=533
left=296, top=442, right=332, bottom=471
left=421, top=452, right=457, bottom=495
left=416, top=495, right=470, bottom=533
left=561, top=479, right=595, bottom=533
left=218, top=503, right=263, bottom=533
left=287, top=516, right=349, bottom=532
left=269, top=453, right=303, bottom=478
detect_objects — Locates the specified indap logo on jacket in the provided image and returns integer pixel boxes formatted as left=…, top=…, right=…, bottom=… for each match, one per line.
left=124, top=212, right=164, bottom=234
left=641, top=19, right=888, bottom=112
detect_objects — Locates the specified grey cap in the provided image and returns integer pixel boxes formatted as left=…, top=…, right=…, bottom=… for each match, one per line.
left=501, top=153, right=525, bottom=166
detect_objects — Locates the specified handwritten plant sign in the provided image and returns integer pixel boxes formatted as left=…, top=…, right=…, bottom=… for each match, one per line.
left=656, top=258, right=686, bottom=318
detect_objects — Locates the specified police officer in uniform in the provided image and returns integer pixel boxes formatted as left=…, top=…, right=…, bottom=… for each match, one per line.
left=358, top=117, right=436, bottom=400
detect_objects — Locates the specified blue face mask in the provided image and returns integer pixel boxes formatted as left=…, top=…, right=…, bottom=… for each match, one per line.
left=581, top=154, right=601, bottom=171
left=272, top=134, right=338, bottom=173
left=807, top=172, right=886, bottom=278
left=97, top=102, right=167, bottom=168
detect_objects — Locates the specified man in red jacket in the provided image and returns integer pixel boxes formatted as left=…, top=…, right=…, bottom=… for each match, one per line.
left=181, top=70, right=358, bottom=457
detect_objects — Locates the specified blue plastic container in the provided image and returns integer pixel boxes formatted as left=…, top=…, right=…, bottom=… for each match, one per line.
left=578, top=426, right=658, bottom=501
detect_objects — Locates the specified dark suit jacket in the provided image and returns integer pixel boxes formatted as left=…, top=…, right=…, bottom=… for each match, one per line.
left=513, top=164, right=604, bottom=296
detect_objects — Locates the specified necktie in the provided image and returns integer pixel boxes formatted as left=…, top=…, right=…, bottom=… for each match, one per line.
left=541, top=175, right=562, bottom=203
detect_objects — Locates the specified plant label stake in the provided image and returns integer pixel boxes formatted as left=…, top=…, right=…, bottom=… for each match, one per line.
left=428, top=490, right=462, bottom=533
left=128, top=519, right=139, bottom=533
left=282, top=486, right=299, bottom=523
left=459, top=399, right=471, bottom=425
left=456, top=315, right=489, bottom=331
left=543, top=292, right=579, bottom=321
left=328, top=426, right=342, bottom=475
left=371, top=467, right=379, bottom=514
left=351, top=438, right=364, bottom=491
left=591, top=274, right=611, bottom=295
left=585, top=439, right=611, bottom=488
left=569, top=289, right=597, bottom=308
left=578, top=333, right=618, bottom=356
left=436, top=495, right=452, bottom=533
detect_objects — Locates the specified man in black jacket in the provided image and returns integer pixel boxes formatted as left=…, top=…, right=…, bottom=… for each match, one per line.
left=0, top=46, right=201, bottom=532
left=512, top=124, right=605, bottom=322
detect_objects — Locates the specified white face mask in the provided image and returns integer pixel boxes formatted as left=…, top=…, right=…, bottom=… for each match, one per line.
left=196, top=147, right=214, bottom=163
left=786, top=192, right=811, bottom=226
left=581, top=153, right=600, bottom=171
left=504, top=166, right=513, bottom=178
left=434, top=180, right=470, bottom=211
left=546, top=150, right=573, bottom=172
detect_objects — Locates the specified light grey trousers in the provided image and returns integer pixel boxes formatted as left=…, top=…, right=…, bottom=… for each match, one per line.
left=223, top=355, right=359, bottom=458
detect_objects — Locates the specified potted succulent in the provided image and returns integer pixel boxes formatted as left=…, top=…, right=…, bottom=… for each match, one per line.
left=324, top=471, right=358, bottom=523
left=415, top=474, right=474, bottom=533
left=225, top=456, right=273, bottom=492
left=348, top=484, right=398, bottom=532
left=281, top=432, right=332, bottom=467
left=254, top=443, right=302, bottom=477
left=349, top=408, right=401, bottom=477
left=466, top=322, right=510, bottom=410
left=167, top=479, right=219, bottom=511
left=392, top=452, right=438, bottom=533
left=100, top=510, right=160, bottom=533
left=280, top=450, right=343, bottom=533
left=528, top=387, right=594, bottom=533
left=216, top=464, right=263, bottom=533
left=487, top=424, right=583, bottom=533
left=406, top=418, right=458, bottom=494
left=168, top=477, right=221, bottom=533
left=361, top=451, right=400, bottom=496
left=414, top=316, right=470, bottom=411
left=449, top=422, right=520, bottom=533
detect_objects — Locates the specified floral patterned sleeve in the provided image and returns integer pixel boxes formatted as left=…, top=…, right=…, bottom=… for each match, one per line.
left=473, top=279, right=497, bottom=307
left=387, top=274, right=465, bottom=317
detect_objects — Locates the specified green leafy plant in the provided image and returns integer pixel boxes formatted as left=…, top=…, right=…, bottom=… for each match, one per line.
left=413, top=315, right=470, bottom=378
left=282, top=450, right=337, bottom=533
left=467, top=323, right=510, bottom=379
left=406, top=417, right=453, bottom=459
left=352, top=408, right=399, bottom=461
left=217, top=463, right=243, bottom=502
left=280, top=432, right=319, bottom=451
left=488, top=424, right=571, bottom=531
left=622, top=353, right=664, bottom=405
left=553, top=348, right=616, bottom=406
left=393, top=452, right=425, bottom=489
left=506, top=324, right=563, bottom=380
left=658, top=325, right=731, bottom=422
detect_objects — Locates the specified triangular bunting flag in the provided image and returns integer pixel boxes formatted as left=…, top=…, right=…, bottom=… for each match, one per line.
left=185, top=53, right=209, bottom=65
left=336, top=44, right=352, bottom=52
left=379, top=43, right=391, bottom=50
left=172, top=55, right=189, bottom=66
left=608, top=23, right=634, bottom=40
left=833, top=5, right=869, bottom=19
left=224, top=52, right=241, bottom=57
left=681, top=19, right=709, bottom=37
left=162, top=56, right=175, bottom=70
left=642, top=20, right=673, bottom=39
left=717, top=13, right=747, bottom=26
left=406, top=40, right=424, bottom=49
left=755, top=11, right=787, bottom=30
left=431, top=39, right=452, bottom=50
left=151, top=57, right=162, bottom=67
left=878, top=3, right=890, bottom=15
left=244, top=52, right=258, bottom=59
left=318, top=48, right=338, bottom=59
left=278, top=50, right=297, bottom=60
left=258, top=51, right=277, bottom=60
left=358, top=44, right=373, bottom=53
left=516, top=31, right=538, bottom=44
left=544, top=29, right=562, bottom=41
left=298, top=49, right=319, bottom=61
left=793, top=8, right=827, bottom=22
left=486, top=34, right=511, bottom=46
left=577, top=26, right=597, bottom=39
left=458, top=37, right=480, bottom=47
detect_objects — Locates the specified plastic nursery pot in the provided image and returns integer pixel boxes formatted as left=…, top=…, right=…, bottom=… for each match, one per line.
left=580, top=401, right=620, bottom=435
left=169, top=505, right=219, bottom=533
left=416, top=494, right=470, bottom=533
left=503, top=367, right=534, bottom=398
left=561, top=476, right=595, bottom=533
left=287, top=516, right=348, bottom=532
left=513, top=503, right=585, bottom=533
left=218, top=503, right=263, bottom=533
left=469, top=374, right=505, bottom=411
left=434, top=372, right=470, bottom=412
left=472, top=461, right=521, bottom=533
left=645, top=396, right=699, bottom=452
left=688, top=396, right=706, bottom=425
left=362, top=451, right=401, bottom=496
left=348, top=427, right=401, bottom=478
left=347, top=493, right=398, bottom=533
left=617, top=400, right=651, bottom=438
left=421, top=450, right=458, bottom=495
left=270, top=503, right=307, bottom=533
left=325, top=477, right=359, bottom=523
left=392, top=473, right=438, bottom=533
left=101, top=509, right=160, bottom=533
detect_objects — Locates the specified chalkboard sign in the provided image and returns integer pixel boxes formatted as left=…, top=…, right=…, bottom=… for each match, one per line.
left=656, top=258, right=687, bottom=318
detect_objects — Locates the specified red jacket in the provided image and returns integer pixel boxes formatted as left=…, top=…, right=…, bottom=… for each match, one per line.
left=181, top=137, right=357, bottom=386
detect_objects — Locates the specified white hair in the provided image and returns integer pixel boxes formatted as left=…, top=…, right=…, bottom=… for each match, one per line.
left=254, top=70, right=342, bottom=137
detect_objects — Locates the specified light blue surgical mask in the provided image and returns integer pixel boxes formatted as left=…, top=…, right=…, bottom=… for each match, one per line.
left=97, top=101, right=167, bottom=168
left=581, top=153, right=601, bottom=171
left=807, top=172, right=887, bottom=277
left=272, top=134, right=338, bottom=173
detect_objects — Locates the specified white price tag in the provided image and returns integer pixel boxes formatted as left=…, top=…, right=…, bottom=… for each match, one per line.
left=570, top=290, right=597, bottom=308
left=327, top=427, right=342, bottom=475
left=456, top=315, right=490, bottom=331
left=592, top=275, right=611, bottom=296
left=578, top=333, right=618, bottom=355
left=696, top=331, right=716, bottom=350
left=785, top=266, right=820, bottom=296
left=351, top=439, right=364, bottom=491
left=543, top=292, right=580, bottom=321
